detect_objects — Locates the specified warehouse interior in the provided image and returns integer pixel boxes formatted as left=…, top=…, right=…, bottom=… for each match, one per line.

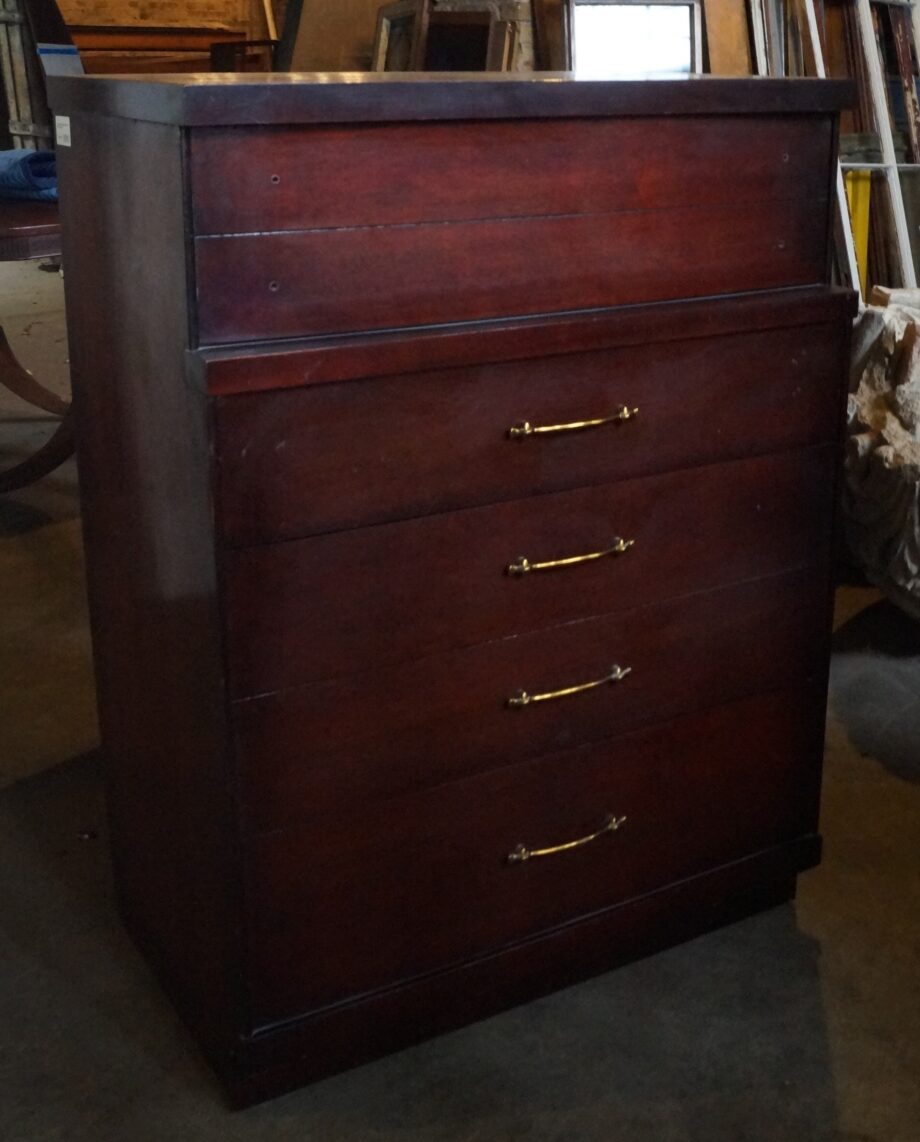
left=1, top=0, right=920, bottom=1137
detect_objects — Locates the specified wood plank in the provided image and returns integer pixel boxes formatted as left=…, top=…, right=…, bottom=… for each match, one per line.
left=213, top=317, right=849, bottom=544
left=705, top=0, right=753, bottom=74
left=194, top=201, right=829, bottom=343
left=47, top=74, right=857, bottom=128
left=198, top=288, right=857, bottom=397
left=55, top=114, right=243, bottom=1058
left=189, top=116, right=832, bottom=235
left=223, top=446, right=837, bottom=694
left=243, top=687, right=826, bottom=1023
left=232, top=568, right=829, bottom=825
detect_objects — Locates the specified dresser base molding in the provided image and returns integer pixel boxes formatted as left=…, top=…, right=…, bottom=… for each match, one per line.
left=123, top=835, right=819, bottom=1107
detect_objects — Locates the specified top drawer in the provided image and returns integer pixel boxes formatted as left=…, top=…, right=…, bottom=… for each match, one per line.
left=190, top=116, right=831, bottom=236
left=189, top=116, right=832, bottom=344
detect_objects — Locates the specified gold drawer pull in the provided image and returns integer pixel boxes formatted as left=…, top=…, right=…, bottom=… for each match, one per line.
left=508, top=813, right=627, bottom=864
left=507, top=537, right=634, bottom=576
left=507, top=663, right=631, bottom=708
left=508, top=406, right=638, bottom=440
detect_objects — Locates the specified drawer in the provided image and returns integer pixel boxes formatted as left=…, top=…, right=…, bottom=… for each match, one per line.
left=190, top=117, right=832, bottom=236
left=224, top=446, right=837, bottom=697
left=213, top=321, right=847, bottom=546
left=195, top=201, right=825, bottom=345
left=233, top=567, right=829, bottom=831
left=243, top=685, right=825, bottom=1026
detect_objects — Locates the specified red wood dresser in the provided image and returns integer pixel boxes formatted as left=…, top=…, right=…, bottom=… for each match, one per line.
left=49, top=73, right=855, bottom=1105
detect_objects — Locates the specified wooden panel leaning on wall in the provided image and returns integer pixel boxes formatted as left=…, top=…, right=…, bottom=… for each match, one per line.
left=48, top=73, right=855, bottom=1105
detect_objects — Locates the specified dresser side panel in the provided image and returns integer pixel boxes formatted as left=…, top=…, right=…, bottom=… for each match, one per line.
left=55, top=116, right=243, bottom=1052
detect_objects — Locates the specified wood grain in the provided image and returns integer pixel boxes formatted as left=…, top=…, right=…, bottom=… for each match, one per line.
left=198, top=287, right=857, bottom=397
left=224, top=446, right=836, bottom=694
left=189, top=116, right=831, bottom=236
left=232, top=841, right=813, bottom=1102
left=194, top=200, right=828, bottom=343
left=704, top=0, right=753, bottom=74
left=214, top=317, right=848, bottom=545
left=47, top=73, right=855, bottom=128
left=232, top=567, right=828, bottom=828
left=243, top=686, right=825, bottom=1023
left=56, top=116, right=242, bottom=1058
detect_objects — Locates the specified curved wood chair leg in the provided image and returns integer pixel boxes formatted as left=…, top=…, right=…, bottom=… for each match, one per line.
left=0, top=407, right=75, bottom=493
left=0, top=324, right=70, bottom=417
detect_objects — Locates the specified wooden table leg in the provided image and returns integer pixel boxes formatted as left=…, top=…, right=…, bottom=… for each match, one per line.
left=0, top=406, right=75, bottom=493
left=0, top=324, right=70, bottom=416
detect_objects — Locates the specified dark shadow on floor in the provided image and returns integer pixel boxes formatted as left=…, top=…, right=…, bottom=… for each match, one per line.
left=830, top=601, right=920, bottom=782
left=832, top=599, right=920, bottom=657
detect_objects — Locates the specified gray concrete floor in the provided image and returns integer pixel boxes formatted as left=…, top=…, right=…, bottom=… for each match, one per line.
left=0, top=263, right=96, bottom=787
left=1, top=268, right=919, bottom=1140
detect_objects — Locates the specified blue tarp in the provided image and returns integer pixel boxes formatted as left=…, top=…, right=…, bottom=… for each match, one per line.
left=0, top=150, right=57, bottom=203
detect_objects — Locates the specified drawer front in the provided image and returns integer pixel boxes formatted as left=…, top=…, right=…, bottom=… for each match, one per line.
left=195, top=201, right=825, bottom=345
left=190, top=117, right=832, bottom=236
left=233, top=568, right=829, bottom=832
left=244, top=686, right=826, bottom=1026
left=225, top=446, right=836, bottom=698
left=214, top=322, right=847, bottom=546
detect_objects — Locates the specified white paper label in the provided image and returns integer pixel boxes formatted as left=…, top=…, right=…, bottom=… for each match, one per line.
left=55, top=115, right=71, bottom=147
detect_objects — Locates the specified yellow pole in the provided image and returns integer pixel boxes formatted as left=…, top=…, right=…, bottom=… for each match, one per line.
left=844, top=170, right=872, bottom=297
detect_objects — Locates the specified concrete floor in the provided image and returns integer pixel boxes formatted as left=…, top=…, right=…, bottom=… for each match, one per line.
left=0, top=262, right=95, bottom=787
left=1, top=267, right=919, bottom=1140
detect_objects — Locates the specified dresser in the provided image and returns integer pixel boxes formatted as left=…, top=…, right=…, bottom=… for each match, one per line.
left=50, top=73, right=855, bottom=1105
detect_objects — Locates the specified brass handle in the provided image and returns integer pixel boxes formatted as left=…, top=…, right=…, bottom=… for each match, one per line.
left=507, top=537, right=634, bottom=576
left=508, top=813, right=627, bottom=864
left=507, top=663, right=631, bottom=708
left=508, top=406, right=638, bottom=440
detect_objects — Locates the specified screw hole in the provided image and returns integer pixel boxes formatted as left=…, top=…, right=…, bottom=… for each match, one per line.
left=269, top=280, right=280, bottom=293
left=270, top=174, right=281, bottom=185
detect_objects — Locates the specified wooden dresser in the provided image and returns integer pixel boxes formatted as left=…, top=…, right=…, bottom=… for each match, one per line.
left=50, top=73, right=855, bottom=1105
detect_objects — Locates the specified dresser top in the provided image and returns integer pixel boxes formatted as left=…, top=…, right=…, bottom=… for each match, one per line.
left=48, top=72, right=854, bottom=127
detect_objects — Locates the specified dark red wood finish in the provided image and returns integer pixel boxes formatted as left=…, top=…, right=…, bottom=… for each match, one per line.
left=232, top=567, right=827, bottom=829
left=197, top=287, right=855, bottom=398
left=243, top=686, right=826, bottom=1025
left=232, top=843, right=813, bottom=1104
left=48, top=72, right=854, bottom=128
left=50, top=73, right=854, bottom=1105
left=55, top=115, right=243, bottom=1059
left=195, top=201, right=827, bottom=344
left=224, top=446, right=835, bottom=697
left=189, top=116, right=831, bottom=235
left=214, top=316, right=848, bottom=545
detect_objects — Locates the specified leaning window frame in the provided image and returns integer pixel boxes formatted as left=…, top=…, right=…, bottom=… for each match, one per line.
left=568, top=0, right=704, bottom=78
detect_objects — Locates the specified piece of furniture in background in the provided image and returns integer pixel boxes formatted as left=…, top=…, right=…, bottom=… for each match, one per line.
left=372, top=0, right=529, bottom=71
left=0, top=199, right=72, bottom=493
left=210, top=38, right=276, bottom=71
left=69, top=25, right=252, bottom=74
left=52, top=73, right=854, bottom=1105
left=0, top=0, right=71, bottom=492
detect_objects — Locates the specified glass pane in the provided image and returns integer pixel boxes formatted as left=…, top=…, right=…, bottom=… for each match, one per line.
left=573, top=4, right=694, bottom=79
